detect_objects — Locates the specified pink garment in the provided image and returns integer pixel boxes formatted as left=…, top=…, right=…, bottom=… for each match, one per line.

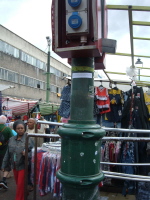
left=61, top=117, right=70, bottom=123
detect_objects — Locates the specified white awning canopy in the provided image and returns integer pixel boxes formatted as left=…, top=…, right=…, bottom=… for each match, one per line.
left=2, top=97, right=38, bottom=115
left=0, top=85, right=15, bottom=91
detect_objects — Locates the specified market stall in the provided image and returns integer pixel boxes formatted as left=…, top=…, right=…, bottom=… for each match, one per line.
left=2, top=97, right=38, bottom=119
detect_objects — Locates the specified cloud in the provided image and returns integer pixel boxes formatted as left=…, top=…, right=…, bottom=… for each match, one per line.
left=1, top=0, right=150, bottom=72
left=1, top=0, right=52, bottom=51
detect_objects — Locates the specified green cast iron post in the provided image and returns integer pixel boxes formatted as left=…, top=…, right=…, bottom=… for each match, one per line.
left=46, top=36, right=51, bottom=103
left=57, top=57, right=105, bottom=200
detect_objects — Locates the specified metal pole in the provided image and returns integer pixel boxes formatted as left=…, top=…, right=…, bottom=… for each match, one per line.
left=101, top=162, right=150, bottom=166
left=28, top=102, right=30, bottom=118
left=33, top=123, right=38, bottom=200
left=0, top=91, right=2, bottom=115
left=105, top=174, right=150, bottom=182
left=46, top=37, right=51, bottom=103
left=24, top=134, right=29, bottom=200
left=138, top=68, right=140, bottom=81
left=102, top=127, right=150, bottom=134
left=102, top=137, right=150, bottom=141
left=57, top=57, right=105, bottom=200
left=103, top=171, right=150, bottom=180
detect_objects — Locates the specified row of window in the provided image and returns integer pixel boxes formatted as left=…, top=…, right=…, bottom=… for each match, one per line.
left=0, top=40, right=19, bottom=58
left=0, top=68, right=45, bottom=89
left=21, top=51, right=46, bottom=70
left=0, top=67, right=62, bottom=93
left=0, top=40, right=69, bottom=78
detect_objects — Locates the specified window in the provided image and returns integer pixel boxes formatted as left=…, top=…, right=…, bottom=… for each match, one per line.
left=14, top=73, right=19, bottom=83
left=50, top=85, right=57, bottom=93
left=25, top=76, right=28, bottom=86
left=57, top=87, right=62, bottom=94
left=20, top=75, right=25, bottom=84
left=0, top=68, right=19, bottom=83
left=0, top=40, right=19, bottom=58
left=8, top=71, right=14, bottom=82
left=4, top=70, right=8, bottom=80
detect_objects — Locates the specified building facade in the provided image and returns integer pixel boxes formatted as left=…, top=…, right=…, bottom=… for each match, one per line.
left=0, top=25, right=71, bottom=104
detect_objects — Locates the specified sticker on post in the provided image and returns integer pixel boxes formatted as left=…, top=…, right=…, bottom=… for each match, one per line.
left=72, top=73, right=92, bottom=79
left=88, top=86, right=94, bottom=97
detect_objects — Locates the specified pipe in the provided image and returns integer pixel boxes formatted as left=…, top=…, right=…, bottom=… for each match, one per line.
left=33, top=123, right=38, bottom=199
left=103, top=171, right=150, bottom=180
left=101, top=162, right=150, bottom=166
left=104, top=174, right=150, bottom=182
left=102, top=127, right=150, bottom=134
left=27, top=133, right=60, bottom=138
left=37, top=120, right=63, bottom=126
left=102, top=137, right=150, bottom=141
left=24, top=134, right=29, bottom=200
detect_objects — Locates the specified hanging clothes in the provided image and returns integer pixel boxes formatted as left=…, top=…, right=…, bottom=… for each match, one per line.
left=95, top=86, right=111, bottom=114
left=120, top=141, right=136, bottom=196
left=30, top=147, right=62, bottom=197
left=144, top=92, right=150, bottom=121
left=136, top=180, right=150, bottom=200
left=121, top=86, right=150, bottom=176
left=106, top=88, right=124, bottom=123
left=38, top=151, right=61, bottom=197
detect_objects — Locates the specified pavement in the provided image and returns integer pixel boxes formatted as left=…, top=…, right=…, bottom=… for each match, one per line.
left=0, top=176, right=135, bottom=200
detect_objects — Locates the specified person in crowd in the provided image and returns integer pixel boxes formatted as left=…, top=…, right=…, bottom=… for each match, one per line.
left=8, top=122, right=17, bottom=136
left=26, top=118, right=36, bottom=134
left=38, top=116, right=49, bottom=144
left=26, top=118, right=37, bottom=191
left=1, top=120, right=34, bottom=200
left=0, top=115, right=13, bottom=189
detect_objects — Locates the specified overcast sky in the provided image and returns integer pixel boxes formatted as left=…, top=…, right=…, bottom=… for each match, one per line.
left=0, top=0, right=150, bottom=82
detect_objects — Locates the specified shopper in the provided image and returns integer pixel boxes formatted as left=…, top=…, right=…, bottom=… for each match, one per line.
left=1, top=120, right=34, bottom=200
left=38, top=116, right=49, bottom=144
left=0, top=115, right=13, bottom=189
left=8, top=122, right=17, bottom=136
left=26, top=118, right=36, bottom=134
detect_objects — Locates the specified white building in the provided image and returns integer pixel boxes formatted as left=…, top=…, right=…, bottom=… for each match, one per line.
left=0, top=25, right=71, bottom=104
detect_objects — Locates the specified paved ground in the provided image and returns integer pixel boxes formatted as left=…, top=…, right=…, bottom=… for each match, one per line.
left=0, top=176, right=135, bottom=200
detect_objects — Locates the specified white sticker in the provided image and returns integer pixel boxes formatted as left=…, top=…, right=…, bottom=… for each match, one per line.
left=72, top=73, right=92, bottom=79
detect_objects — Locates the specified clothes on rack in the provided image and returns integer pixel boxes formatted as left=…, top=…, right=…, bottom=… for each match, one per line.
left=38, top=151, right=61, bottom=197
left=30, top=143, right=61, bottom=197
left=121, top=86, right=150, bottom=176
left=106, top=88, right=124, bottom=123
left=95, top=86, right=111, bottom=114
left=101, top=139, right=122, bottom=187
left=136, top=180, right=150, bottom=200
left=120, top=141, right=136, bottom=196
left=144, top=92, right=150, bottom=121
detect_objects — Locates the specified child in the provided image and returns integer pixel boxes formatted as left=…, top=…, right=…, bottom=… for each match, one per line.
left=1, top=120, right=34, bottom=200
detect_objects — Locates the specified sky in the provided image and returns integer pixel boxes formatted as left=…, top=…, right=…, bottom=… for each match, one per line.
left=0, top=0, right=150, bottom=84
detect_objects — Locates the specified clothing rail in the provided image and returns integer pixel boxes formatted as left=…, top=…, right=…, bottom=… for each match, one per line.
left=24, top=133, right=60, bottom=200
left=36, top=120, right=150, bottom=135
left=102, top=127, right=150, bottom=134
left=26, top=133, right=60, bottom=138
left=103, top=171, right=150, bottom=180
left=37, top=120, right=63, bottom=126
left=102, top=137, right=150, bottom=141
left=104, top=174, right=150, bottom=182
left=101, top=162, right=150, bottom=166
left=25, top=126, right=150, bottom=200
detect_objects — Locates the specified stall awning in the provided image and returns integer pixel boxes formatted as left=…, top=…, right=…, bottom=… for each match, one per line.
left=39, top=103, right=60, bottom=115
left=2, top=97, right=38, bottom=115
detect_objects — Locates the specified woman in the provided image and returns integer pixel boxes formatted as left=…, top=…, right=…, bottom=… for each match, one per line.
left=1, top=120, right=34, bottom=200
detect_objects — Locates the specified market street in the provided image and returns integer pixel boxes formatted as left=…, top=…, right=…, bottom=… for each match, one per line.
left=0, top=176, right=135, bottom=200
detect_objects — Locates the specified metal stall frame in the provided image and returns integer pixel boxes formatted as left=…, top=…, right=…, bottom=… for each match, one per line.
left=24, top=121, right=150, bottom=200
